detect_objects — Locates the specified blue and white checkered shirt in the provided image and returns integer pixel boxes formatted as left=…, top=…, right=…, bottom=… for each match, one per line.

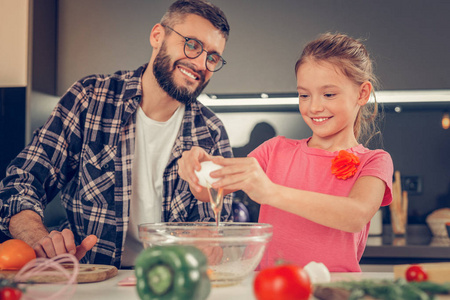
left=0, top=64, right=233, bottom=267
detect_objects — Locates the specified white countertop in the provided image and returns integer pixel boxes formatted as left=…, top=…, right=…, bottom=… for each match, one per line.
left=24, top=270, right=395, bottom=300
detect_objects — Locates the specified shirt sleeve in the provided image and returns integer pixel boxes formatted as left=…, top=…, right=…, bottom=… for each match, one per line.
left=0, top=81, right=87, bottom=236
left=248, top=136, right=280, bottom=171
left=359, top=150, right=394, bottom=207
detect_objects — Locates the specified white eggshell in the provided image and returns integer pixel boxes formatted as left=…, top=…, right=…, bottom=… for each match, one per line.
left=194, top=161, right=223, bottom=187
left=303, top=261, right=331, bottom=284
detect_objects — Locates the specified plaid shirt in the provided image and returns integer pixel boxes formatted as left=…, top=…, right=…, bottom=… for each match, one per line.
left=0, top=64, right=233, bottom=267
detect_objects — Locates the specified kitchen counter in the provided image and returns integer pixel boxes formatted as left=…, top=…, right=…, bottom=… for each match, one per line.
left=32, top=270, right=395, bottom=300
left=27, top=270, right=450, bottom=300
left=362, top=225, right=450, bottom=265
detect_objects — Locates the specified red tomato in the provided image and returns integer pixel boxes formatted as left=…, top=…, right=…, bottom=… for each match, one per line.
left=254, top=264, right=312, bottom=300
left=405, top=265, right=428, bottom=282
left=0, top=239, right=36, bottom=270
left=0, top=287, right=22, bottom=300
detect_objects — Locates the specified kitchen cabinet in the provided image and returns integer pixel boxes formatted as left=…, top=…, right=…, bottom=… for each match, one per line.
left=0, top=0, right=31, bottom=177
left=0, top=0, right=29, bottom=88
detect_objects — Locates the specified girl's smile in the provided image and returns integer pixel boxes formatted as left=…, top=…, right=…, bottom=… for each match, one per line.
left=311, top=116, right=332, bottom=124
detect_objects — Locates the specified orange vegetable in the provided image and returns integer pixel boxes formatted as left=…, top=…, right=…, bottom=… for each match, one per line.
left=0, top=239, right=36, bottom=270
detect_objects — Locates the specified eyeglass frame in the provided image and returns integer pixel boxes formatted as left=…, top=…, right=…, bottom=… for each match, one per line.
left=162, top=24, right=227, bottom=72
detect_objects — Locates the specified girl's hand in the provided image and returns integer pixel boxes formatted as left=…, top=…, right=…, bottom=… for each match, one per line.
left=210, top=156, right=276, bottom=204
left=178, top=146, right=212, bottom=194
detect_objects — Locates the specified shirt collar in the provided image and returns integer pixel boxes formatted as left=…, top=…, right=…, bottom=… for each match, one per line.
left=122, top=63, right=148, bottom=103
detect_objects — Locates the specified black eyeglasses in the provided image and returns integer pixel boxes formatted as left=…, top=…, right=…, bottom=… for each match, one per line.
left=162, top=25, right=226, bottom=72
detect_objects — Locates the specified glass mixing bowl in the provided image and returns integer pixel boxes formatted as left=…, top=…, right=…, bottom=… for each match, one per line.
left=138, top=222, right=272, bottom=287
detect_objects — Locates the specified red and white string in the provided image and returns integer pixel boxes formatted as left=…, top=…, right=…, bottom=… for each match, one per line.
left=14, top=254, right=79, bottom=300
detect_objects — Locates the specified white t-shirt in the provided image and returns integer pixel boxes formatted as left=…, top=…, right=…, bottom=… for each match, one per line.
left=121, top=104, right=185, bottom=267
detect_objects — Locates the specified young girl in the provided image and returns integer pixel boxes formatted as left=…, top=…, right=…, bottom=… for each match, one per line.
left=178, top=33, right=393, bottom=272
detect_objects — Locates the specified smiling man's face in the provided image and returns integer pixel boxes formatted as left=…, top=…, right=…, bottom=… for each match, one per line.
left=153, top=14, right=226, bottom=105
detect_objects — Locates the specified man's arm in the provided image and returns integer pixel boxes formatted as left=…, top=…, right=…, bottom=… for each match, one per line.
left=9, top=210, right=97, bottom=260
left=0, top=84, right=84, bottom=238
left=9, top=210, right=49, bottom=247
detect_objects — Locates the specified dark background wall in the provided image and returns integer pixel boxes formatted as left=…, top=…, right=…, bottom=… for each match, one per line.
left=0, top=88, right=26, bottom=179
left=381, top=109, right=450, bottom=223
left=31, top=0, right=450, bottom=96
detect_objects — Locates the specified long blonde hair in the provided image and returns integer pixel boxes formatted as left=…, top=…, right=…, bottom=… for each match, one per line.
left=295, top=33, right=381, bottom=145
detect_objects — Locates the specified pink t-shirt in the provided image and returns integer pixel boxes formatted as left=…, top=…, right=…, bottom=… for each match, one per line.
left=250, top=136, right=393, bottom=272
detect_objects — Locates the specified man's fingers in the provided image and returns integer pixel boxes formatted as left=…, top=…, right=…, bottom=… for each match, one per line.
left=32, top=231, right=97, bottom=260
left=49, top=231, right=69, bottom=256
left=75, top=235, right=98, bottom=261
left=61, top=229, right=77, bottom=255
left=38, top=236, right=57, bottom=258
left=33, top=243, right=49, bottom=258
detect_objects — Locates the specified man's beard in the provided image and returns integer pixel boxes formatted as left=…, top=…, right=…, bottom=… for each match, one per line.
left=153, top=42, right=209, bottom=105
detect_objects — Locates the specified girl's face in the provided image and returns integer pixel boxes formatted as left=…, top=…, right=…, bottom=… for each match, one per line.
left=296, top=59, right=370, bottom=148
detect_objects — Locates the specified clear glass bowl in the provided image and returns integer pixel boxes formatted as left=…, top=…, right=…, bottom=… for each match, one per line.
left=138, top=222, right=273, bottom=287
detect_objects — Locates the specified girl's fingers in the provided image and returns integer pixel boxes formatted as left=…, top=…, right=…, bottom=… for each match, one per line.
left=212, top=156, right=249, bottom=166
left=210, top=162, right=253, bottom=178
left=212, top=170, right=251, bottom=189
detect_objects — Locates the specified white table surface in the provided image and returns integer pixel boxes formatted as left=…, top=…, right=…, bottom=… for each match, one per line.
left=25, top=270, right=395, bottom=300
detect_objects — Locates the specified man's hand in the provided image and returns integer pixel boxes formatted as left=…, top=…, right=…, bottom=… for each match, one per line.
left=33, top=229, right=98, bottom=261
left=9, top=210, right=97, bottom=261
left=178, top=146, right=211, bottom=192
left=178, top=146, right=213, bottom=201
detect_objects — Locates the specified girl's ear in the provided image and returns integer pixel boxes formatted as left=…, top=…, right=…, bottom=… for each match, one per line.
left=358, top=81, right=373, bottom=106
left=150, top=23, right=165, bottom=48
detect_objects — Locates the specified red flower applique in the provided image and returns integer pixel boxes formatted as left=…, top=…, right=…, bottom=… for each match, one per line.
left=331, top=150, right=360, bottom=180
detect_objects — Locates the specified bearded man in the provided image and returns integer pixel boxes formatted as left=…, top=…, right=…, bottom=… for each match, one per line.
left=0, top=0, right=233, bottom=268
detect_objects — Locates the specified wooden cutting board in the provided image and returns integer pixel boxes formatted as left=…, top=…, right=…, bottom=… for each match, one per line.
left=0, top=264, right=118, bottom=283
left=394, top=262, right=450, bottom=284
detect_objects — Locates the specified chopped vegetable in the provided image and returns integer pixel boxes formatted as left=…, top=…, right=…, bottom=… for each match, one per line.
left=0, top=239, right=36, bottom=270
left=406, top=265, right=428, bottom=282
left=314, top=278, right=450, bottom=300
left=410, top=281, right=450, bottom=295
left=253, top=264, right=312, bottom=300
left=134, top=245, right=210, bottom=300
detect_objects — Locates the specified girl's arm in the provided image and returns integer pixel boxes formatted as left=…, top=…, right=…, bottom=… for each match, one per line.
left=267, top=176, right=385, bottom=233
left=210, top=156, right=386, bottom=233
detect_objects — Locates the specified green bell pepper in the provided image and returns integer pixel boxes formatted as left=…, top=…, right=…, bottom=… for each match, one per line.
left=135, top=245, right=211, bottom=300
